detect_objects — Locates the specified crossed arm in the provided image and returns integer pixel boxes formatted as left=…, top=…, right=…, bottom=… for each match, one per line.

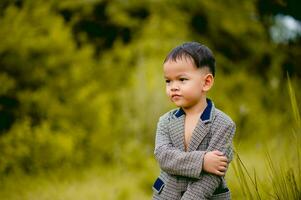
left=154, top=115, right=236, bottom=198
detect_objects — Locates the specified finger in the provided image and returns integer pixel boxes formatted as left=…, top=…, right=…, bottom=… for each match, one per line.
left=213, top=150, right=224, bottom=156
left=215, top=170, right=225, bottom=176
left=219, top=156, right=228, bottom=162
left=220, top=161, right=228, bottom=167
left=218, top=166, right=227, bottom=172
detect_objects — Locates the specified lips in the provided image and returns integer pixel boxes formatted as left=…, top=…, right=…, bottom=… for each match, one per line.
left=171, top=94, right=182, bottom=99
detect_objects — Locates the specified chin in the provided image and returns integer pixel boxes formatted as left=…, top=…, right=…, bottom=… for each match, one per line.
left=171, top=100, right=187, bottom=107
left=174, top=102, right=185, bottom=107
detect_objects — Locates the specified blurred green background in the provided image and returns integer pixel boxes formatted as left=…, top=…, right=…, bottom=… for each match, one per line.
left=0, top=0, right=301, bottom=199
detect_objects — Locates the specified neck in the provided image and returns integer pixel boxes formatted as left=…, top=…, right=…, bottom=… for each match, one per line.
left=182, top=97, right=207, bottom=116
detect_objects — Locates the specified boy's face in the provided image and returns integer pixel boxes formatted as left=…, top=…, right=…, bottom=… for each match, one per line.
left=163, top=57, right=212, bottom=109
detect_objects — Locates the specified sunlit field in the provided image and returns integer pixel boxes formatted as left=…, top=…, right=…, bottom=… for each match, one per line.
left=0, top=143, right=299, bottom=200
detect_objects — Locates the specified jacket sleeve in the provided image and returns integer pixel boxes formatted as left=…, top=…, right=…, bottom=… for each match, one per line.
left=154, top=115, right=205, bottom=179
left=182, top=120, right=236, bottom=199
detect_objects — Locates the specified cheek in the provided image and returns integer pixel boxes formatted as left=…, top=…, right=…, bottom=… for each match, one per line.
left=165, top=86, right=170, bottom=96
left=181, top=83, right=191, bottom=92
left=183, top=83, right=200, bottom=95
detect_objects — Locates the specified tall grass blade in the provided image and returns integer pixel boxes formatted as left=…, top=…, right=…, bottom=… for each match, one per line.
left=287, top=74, right=301, bottom=199
left=287, top=74, right=301, bottom=128
left=232, top=158, right=249, bottom=198
left=233, top=149, right=262, bottom=199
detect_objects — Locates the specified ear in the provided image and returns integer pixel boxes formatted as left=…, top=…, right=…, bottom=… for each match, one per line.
left=202, top=74, right=214, bottom=92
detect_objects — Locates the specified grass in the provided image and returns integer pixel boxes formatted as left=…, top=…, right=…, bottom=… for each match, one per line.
left=230, top=139, right=301, bottom=200
left=0, top=161, right=158, bottom=200
left=230, top=76, right=301, bottom=200
left=0, top=140, right=299, bottom=199
left=0, top=148, right=286, bottom=200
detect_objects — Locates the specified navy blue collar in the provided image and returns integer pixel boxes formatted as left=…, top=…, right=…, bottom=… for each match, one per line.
left=174, top=99, right=213, bottom=121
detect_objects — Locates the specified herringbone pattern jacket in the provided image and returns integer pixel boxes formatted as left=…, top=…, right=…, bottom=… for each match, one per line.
left=153, top=99, right=235, bottom=200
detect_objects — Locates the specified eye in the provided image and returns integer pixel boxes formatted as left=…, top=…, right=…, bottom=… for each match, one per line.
left=179, top=78, right=188, bottom=82
left=165, top=79, right=170, bottom=83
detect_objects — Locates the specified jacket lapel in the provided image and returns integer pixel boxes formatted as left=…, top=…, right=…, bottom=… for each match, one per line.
left=168, top=99, right=215, bottom=152
left=187, top=121, right=210, bottom=152
left=169, top=115, right=185, bottom=151
left=188, top=99, right=215, bottom=152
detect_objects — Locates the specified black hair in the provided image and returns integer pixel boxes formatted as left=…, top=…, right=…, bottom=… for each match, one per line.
left=164, top=42, right=216, bottom=77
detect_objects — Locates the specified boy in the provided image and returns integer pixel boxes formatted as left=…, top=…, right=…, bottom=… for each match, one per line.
left=152, top=42, right=236, bottom=200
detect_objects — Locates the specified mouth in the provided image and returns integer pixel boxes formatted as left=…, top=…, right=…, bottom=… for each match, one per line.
left=171, top=94, right=181, bottom=99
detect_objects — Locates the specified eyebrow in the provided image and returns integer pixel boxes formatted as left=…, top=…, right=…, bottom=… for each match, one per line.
left=164, top=74, right=189, bottom=79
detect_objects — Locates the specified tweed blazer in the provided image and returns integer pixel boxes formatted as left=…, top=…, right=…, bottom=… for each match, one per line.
left=152, top=99, right=236, bottom=200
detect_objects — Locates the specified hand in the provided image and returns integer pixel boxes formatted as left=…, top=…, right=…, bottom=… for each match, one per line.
left=203, top=150, right=228, bottom=176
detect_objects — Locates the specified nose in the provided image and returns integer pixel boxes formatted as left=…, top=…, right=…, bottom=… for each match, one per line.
left=170, top=82, right=179, bottom=91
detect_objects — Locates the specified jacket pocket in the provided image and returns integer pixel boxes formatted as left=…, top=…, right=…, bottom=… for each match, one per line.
left=152, top=177, right=165, bottom=194
left=211, top=189, right=231, bottom=200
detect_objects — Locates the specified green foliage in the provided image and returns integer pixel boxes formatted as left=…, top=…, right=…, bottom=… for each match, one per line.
left=0, top=0, right=108, bottom=172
